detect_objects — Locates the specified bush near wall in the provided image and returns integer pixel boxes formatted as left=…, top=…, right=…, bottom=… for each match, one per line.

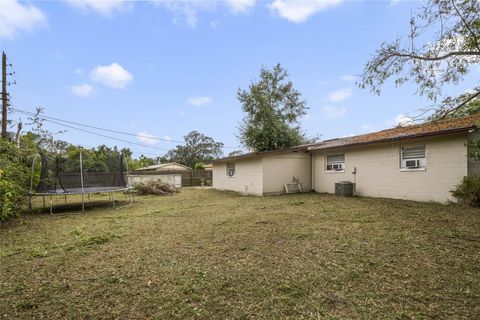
left=452, top=176, right=480, bottom=207
left=0, top=140, right=32, bottom=222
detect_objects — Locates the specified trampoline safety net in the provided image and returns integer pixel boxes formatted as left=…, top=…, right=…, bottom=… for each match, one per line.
left=35, top=152, right=127, bottom=194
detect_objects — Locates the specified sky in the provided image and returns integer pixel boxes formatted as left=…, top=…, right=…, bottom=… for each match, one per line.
left=1, top=0, right=478, bottom=158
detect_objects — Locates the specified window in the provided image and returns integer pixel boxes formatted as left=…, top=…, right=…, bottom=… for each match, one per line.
left=400, top=145, right=426, bottom=169
left=226, top=162, right=235, bottom=177
left=326, top=154, right=345, bottom=171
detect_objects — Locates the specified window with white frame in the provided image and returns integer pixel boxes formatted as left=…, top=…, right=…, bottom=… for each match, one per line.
left=326, top=154, right=345, bottom=171
left=400, top=145, right=426, bottom=169
left=226, top=162, right=235, bottom=177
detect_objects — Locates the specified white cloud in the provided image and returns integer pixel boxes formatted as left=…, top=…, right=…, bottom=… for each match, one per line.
left=153, top=1, right=212, bottom=28
left=175, top=5, right=198, bottom=28
left=225, top=0, right=256, bottom=14
left=328, top=88, right=352, bottom=103
left=270, top=0, right=343, bottom=23
left=152, top=0, right=254, bottom=27
left=74, top=68, right=84, bottom=75
left=340, top=74, right=358, bottom=82
left=386, top=114, right=416, bottom=127
left=323, top=105, right=346, bottom=119
left=71, top=84, right=95, bottom=97
left=163, top=135, right=171, bottom=141
left=65, top=0, right=129, bottom=16
left=137, top=131, right=158, bottom=145
left=187, top=96, right=212, bottom=106
left=90, top=63, right=133, bottom=89
left=0, top=0, right=46, bottom=39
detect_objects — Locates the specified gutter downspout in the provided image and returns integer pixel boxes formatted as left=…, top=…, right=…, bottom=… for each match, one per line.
left=311, top=152, right=315, bottom=192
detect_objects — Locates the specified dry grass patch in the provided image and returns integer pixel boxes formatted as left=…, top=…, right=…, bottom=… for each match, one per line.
left=1, top=189, right=479, bottom=319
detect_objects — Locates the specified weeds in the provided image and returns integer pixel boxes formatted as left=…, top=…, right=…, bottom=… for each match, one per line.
left=0, top=189, right=479, bottom=319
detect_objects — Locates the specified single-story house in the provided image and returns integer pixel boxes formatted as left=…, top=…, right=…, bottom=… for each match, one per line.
left=132, top=162, right=192, bottom=174
left=129, top=162, right=190, bottom=187
left=211, top=114, right=480, bottom=202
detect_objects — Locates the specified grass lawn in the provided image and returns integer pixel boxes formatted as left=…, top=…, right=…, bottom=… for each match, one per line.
left=1, top=189, right=479, bottom=319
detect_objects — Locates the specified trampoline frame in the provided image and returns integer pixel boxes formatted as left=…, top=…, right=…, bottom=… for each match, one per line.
left=28, top=151, right=134, bottom=215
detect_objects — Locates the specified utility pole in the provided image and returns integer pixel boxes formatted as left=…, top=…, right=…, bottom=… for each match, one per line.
left=1, top=51, right=7, bottom=140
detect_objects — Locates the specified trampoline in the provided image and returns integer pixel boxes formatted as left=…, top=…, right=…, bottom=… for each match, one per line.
left=28, top=151, right=133, bottom=215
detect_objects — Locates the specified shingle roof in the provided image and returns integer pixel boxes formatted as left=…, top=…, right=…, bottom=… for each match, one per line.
left=308, top=113, right=480, bottom=151
left=210, top=114, right=480, bottom=163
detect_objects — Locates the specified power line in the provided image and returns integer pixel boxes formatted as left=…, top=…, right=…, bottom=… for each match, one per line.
left=19, top=115, right=172, bottom=152
left=13, top=107, right=239, bottom=149
left=66, top=142, right=166, bottom=157
left=14, top=108, right=184, bottom=143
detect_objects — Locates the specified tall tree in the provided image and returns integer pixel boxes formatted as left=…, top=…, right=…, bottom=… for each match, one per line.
left=359, top=0, right=480, bottom=118
left=166, top=131, right=223, bottom=168
left=237, top=64, right=312, bottom=152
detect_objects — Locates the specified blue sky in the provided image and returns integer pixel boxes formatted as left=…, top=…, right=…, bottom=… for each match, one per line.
left=1, top=0, right=478, bottom=157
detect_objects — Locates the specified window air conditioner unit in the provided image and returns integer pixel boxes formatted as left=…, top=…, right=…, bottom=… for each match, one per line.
left=406, top=159, right=420, bottom=168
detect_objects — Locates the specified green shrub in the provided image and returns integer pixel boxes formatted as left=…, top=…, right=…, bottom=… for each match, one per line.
left=0, top=139, right=34, bottom=222
left=194, top=162, right=205, bottom=170
left=451, top=176, right=480, bottom=207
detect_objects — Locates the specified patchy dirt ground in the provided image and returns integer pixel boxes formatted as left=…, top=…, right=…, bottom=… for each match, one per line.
left=1, top=189, right=479, bottom=319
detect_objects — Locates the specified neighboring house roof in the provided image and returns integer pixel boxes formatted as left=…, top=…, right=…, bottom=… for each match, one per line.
left=211, top=114, right=480, bottom=163
left=134, top=162, right=192, bottom=171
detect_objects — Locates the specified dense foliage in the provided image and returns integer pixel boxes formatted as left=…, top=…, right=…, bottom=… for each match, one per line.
left=166, top=131, right=223, bottom=168
left=0, top=138, right=35, bottom=222
left=237, top=64, right=313, bottom=152
left=194, top=162, right=206, bottom=170
left=452, top=176, right=480, bottom=207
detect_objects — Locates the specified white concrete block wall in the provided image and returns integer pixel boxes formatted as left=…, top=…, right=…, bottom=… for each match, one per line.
left=212, top=158, right=263, bottom=196
left=262, top=152, right=312, bottom=194
left=313, top=134, right=469, bottom=203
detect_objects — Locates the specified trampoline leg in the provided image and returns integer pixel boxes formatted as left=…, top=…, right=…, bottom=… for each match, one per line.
left=29, top=195, right=32, bottom=212
left=111, top=192, right=116, bottom=209
left=81, top=193, right=85, bottom=213
left=64, top=194, right=67, bottom=204
left=49, top=196, right=53, bottom=215
left=88, top=193, right=91, bottom=201
left=43, top=196, right=46, bottom=209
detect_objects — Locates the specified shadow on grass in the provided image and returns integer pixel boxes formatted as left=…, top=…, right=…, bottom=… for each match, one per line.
left=27, top=200, right=132, bottom=215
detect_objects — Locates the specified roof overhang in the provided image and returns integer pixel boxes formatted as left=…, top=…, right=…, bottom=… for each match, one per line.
left=210, top=146, right=309, bottom=164
left=308, top=126, right=475, bottom=153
